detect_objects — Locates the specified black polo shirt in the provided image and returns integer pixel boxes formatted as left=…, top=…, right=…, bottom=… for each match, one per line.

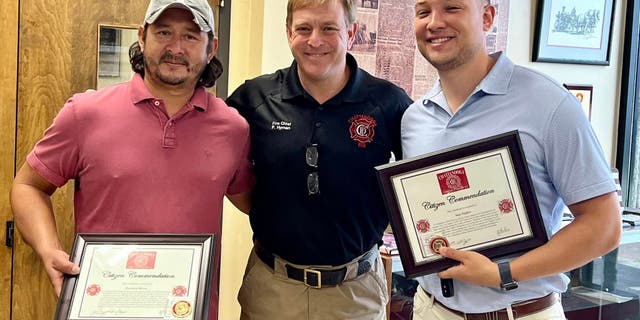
left=227, top=54, right=412, bottom=265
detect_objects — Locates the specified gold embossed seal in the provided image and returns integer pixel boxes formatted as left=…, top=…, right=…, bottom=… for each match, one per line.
left=429, top=236, right=449, bottom=254
left=172, top=300, right=192, bottom=318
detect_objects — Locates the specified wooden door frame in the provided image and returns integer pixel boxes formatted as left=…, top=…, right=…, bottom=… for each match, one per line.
left=0, top=0, right=19, bottom=319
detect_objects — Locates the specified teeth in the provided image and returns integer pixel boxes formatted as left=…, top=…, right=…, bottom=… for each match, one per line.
left=430, top=37, right=449, bottom=43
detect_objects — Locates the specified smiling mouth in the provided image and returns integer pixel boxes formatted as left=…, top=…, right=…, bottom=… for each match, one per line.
left=305, top=52, right=328, bottom=57
left=429, top=37, right=452, bottom=44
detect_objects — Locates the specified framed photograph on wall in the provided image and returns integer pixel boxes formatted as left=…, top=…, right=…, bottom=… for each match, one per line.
left=532, top=0, right=615, bottom=65
left=563, top=84, right=593, bottom=120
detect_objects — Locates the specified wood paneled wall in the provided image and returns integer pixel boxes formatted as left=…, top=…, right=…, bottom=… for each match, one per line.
left=0, top=0, right=19, bottom=318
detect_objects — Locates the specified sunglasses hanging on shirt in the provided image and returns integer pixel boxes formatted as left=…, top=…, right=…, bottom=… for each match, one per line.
left=306, top=144, right=319, bottom=196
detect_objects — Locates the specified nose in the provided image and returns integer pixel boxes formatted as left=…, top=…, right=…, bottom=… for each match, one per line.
left=307, top=28, right=323, bottom=47
left=427, top=10, right=446, bottom=30
left=166, top=36, right=185, bottom=53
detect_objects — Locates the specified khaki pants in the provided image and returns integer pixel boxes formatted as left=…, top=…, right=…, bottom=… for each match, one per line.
left=238, top=247, right=388, bottom=320
left=413, top=286, right=566, bottom=320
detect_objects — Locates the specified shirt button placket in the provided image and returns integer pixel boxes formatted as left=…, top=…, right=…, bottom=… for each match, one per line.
left=163, top=120, right=177, bottom=148
left=314, top=104, right=323, bottom=131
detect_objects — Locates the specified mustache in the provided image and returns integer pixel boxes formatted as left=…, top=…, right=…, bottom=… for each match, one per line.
left=160, top=52, right=188, bottom=66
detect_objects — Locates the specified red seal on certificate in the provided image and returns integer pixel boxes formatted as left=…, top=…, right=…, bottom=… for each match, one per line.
left=172, top=285, right=187, bottom=297
left=429, top=236, right=449, bottom=254
left=416, top=219, right=431, bottom=233
left=437, top=168, right=470, bottom=195
left=498, top=199, right=514, bottom=213
left=126, top=251, right=157, bottom=269
left=86, top=284, right=101, bottom=296
left=172, top=300, right=192, bottom=318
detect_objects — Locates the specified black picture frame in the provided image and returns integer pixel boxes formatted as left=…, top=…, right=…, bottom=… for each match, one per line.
left=375, top=131, right=548, bottom=278
left=532, top=0, right=615, bottom=65
left=55, top=233, right=216, bottom=320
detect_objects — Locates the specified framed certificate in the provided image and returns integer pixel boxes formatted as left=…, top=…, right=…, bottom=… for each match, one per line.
left=376, top=131, right=547, bottom=278
left=55, top=233, right=216, bottom=320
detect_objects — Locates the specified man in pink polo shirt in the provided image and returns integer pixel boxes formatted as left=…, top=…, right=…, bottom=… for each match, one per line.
left=9, top=1, right=253, bottom=319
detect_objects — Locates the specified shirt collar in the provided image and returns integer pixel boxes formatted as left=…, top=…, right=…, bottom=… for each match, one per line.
left=477, top=51, right=512, bottom=95
left=280, top=53, right=366, bottom=103
left=129, top=73, right=208, bottom=112
left=420, top=51, right=513, bottom=108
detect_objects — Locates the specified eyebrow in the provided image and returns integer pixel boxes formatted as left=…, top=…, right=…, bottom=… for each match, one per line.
left=152, top=22, right=202, bottom=33
left=415, top=0, right=461, bottom=6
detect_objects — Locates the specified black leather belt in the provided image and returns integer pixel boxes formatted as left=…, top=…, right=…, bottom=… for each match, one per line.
left=254, top=242, right=376, bottom=288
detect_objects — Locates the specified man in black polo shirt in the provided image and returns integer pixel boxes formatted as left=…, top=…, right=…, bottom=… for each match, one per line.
left=226, top=0, right=411, bottom=319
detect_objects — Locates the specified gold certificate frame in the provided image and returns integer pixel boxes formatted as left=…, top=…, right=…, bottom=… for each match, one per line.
left=376, top=131, right=547, bottom=278
left=55, top=233, right=216, bottom=320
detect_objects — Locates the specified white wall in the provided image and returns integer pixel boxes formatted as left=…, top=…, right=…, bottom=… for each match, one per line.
left=261, top=0, right=294, bottom=72
left=261, top=0, right=293, bottom=72
left=220, top=1, right=265, bottom=319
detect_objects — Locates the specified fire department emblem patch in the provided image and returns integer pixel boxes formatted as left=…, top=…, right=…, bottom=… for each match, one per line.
left=348, top=115, right=377, bottom=148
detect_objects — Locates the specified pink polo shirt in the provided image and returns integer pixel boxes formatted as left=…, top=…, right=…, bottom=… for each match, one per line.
left=27, top=73, right=254, bottom=320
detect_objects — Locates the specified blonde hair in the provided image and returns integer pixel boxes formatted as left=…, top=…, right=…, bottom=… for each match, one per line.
left=286, top=0, right=357, bottom=27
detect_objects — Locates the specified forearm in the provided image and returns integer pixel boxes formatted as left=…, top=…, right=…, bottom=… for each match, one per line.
left=510, top=192, right=621, bottom=282
left=10, top=183, right=63, bottom=256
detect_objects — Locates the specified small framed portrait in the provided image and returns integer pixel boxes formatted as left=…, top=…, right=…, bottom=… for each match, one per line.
left=563, top=84, right=593, bottom=120
left=533, top=0, right=615, bottom=65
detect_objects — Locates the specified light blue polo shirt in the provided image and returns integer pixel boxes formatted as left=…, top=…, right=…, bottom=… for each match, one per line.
left=401, top=52, right=616, bottom=312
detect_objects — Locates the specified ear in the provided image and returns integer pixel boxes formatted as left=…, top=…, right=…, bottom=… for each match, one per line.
left=137, top=25, right=146, bottom=52
left=482, top=4, right=496, bottom=32
left=207, top=36, right=219, bottom=62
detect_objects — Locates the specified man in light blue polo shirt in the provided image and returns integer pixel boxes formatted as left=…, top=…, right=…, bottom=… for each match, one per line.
left=402, top=0, right=621, bottom=319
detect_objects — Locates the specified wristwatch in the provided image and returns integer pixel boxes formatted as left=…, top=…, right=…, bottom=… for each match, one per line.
left=498, top=261, right=518, bottom=290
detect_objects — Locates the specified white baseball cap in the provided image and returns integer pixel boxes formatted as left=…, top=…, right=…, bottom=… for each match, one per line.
left=144, top=0, right=215, bottom=33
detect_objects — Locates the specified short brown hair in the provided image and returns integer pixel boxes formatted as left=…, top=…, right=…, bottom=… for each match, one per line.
left=286, top=0, right=357, bottom=27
